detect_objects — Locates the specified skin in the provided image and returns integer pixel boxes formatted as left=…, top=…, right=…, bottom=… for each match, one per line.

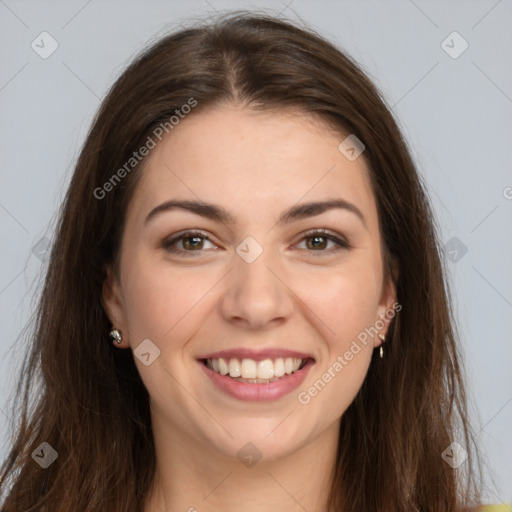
left=102, top=103, right=397, bottom=512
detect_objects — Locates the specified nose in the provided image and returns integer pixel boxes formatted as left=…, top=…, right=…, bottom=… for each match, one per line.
left=220, top=248, right=294, bottom=330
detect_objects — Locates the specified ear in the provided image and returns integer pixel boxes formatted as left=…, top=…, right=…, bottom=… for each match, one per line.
left=102, top=266, right=130, bottom=347
left=375, top=258, right=399, bottom=345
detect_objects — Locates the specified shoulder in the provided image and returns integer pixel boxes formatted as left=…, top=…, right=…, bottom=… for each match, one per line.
left=481, top=506, right=512, bottom=512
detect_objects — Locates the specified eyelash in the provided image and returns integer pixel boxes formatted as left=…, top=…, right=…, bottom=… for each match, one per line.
left=162, top=229, right=350, bottom=257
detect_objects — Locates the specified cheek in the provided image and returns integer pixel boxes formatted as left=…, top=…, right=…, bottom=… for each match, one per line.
left=119, top=262, right=213, bottom=403
left=121, top=258, right=221, bottom=344
left=299, top=260, right=382, bottom=348
left=296, top=272, right=377, bottom=419
left=301, top=257, right=382, bottom=414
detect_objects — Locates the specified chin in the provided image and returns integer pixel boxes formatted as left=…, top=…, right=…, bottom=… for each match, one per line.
left=205, top=415, right=313, bottom=462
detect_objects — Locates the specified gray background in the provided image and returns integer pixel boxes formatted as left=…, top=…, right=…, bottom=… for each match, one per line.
left=0, top=0, right=511, bottom=505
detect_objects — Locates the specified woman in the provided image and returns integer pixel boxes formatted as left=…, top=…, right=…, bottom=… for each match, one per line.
left=0, top=11, right=494, bottom=512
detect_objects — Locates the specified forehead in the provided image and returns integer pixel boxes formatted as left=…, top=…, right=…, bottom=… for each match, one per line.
left=128, top=104, right=377, bottom=229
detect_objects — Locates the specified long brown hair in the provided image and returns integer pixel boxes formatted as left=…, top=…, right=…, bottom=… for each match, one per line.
left=0, top=11, right=483, bottom=511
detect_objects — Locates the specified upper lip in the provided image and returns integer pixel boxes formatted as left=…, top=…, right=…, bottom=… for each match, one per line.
left=198, top=348, right=315, bottom=362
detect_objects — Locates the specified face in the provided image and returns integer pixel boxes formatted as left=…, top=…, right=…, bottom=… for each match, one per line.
left=103, top=103, right=397, bottom=461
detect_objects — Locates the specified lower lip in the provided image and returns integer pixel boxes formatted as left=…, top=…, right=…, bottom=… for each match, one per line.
left=198, top=359, right=314, bottom=402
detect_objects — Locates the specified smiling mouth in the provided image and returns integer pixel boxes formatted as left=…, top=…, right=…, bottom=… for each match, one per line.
left=202, top=357, right=311, bottom=383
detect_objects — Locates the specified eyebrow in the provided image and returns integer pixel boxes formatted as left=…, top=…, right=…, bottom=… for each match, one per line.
left=144, top=198, right=367, bottom=229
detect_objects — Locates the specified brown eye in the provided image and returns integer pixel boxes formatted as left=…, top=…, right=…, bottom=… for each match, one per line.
left=305, top=235, right=328, bottom=250
left=181, top=235, right=205, bottom=250
left=162, top=231, right=216, bottom=255
left=297, top=229, right=350, bottom=254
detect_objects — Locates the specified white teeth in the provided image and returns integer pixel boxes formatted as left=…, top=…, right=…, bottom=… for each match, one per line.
left=274, top=358, right=285, bottom=377
left=257, top=359, right=274, bottom=379
left=228, top=358, right=241, bottom=378
left=206, top=357, right=305, bottom=380
left=241, top=359, right=257, bottom=379
left=218, top=358, right=229, bottom=375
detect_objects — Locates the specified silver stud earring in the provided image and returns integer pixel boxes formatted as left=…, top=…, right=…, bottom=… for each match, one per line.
left=378, top=333, right=385, bottom=358
left=109, top=329, right=122, bottom=345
